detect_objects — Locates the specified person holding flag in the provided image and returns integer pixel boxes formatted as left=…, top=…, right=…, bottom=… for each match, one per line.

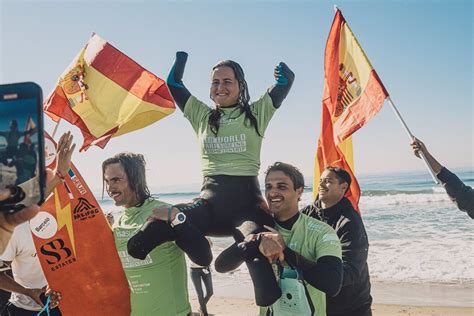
left=128, top=51, right=295, bottom=307
left=411, top=137, right=473, bottom=219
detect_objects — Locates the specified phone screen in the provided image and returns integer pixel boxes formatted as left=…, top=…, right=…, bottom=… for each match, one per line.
left=0, top=82, right=45, bottom=210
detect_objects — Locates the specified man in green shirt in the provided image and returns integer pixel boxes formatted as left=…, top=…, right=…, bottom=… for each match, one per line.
left=258, top=162, right=343, bottom=316
left=102, top=152, right=191, bottom=316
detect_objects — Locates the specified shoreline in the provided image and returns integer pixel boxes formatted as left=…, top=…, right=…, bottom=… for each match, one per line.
left=189, top=297, right=474, bottom=316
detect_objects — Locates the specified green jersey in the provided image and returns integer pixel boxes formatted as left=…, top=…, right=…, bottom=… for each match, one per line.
left=184, top=93, right=276, bottom=176
left=260, top=214, right=342, bottom=316
left=113, top=198, right=191, bottom=316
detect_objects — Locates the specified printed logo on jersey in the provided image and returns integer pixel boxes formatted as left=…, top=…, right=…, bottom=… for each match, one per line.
left=203, top=133, right=247, bottom=154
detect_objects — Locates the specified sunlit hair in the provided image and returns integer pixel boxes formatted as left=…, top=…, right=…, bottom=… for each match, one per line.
left=324, top=166, right=352, bottom=194
left=102, top=152, right=151, bottom=207
left=265, top=161, right=305, bottom=191
left=209, top=60, right=261, bottom=137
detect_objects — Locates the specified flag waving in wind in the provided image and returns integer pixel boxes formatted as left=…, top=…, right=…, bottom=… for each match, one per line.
left=44, top=34, right=175, bottom=151
left=314, top=9, right=389, bottom=211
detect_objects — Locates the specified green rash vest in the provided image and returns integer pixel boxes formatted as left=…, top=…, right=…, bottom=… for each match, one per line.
left=260, top=214, right=342, bottom=316
left=112, top=198, right=191, bottom=316
left=184, top=92, right=276, bottom=176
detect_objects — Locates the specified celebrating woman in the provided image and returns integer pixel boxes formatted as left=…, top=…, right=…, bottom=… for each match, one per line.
left=128, top=52, right=294, bottom=306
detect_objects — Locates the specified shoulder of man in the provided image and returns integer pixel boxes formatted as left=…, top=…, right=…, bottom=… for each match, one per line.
left=337, top=200, right=365, bottom=228
left=300, top=204, right=317, bottom=217
left=300, top=213, right=337, bottom=235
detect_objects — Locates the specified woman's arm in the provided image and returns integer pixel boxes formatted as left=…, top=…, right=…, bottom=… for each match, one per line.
left=167, top=51, right=192, bottom=112
left=268, top=62, right=295, bottom=109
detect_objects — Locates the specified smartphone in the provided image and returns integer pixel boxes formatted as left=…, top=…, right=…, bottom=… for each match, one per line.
left=0, top=82, right=45, bottom=212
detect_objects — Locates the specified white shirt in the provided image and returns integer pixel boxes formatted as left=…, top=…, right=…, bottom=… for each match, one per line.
left=0, top=222, right=47, bottom=311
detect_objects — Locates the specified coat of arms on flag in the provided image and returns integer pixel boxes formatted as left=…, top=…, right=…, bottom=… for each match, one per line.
left=44, top=34, right=175, bottom=151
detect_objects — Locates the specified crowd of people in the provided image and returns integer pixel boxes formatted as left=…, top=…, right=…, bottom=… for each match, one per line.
left=0, top=52, right=472, bottom=315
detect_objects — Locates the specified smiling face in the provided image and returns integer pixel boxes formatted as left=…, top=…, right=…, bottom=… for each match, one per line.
left=265, top=170, right=303, bottom=221
left=104, top=162, right=138, bottom=208
left=210, top=66, right=240, bottom=108
left=318, top=170, right=348, bottom=208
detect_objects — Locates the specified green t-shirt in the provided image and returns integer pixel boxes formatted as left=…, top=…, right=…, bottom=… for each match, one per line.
left=113, top=198, right=191, bottom=316
left=260, top=214, right=342, bottom=316
left=184, top=93, right=276, bottom=176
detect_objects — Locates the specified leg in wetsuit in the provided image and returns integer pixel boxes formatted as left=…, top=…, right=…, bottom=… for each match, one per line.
left=190, top=266, right=213, bottom=315
left=127, top=175, right=281, bottom=306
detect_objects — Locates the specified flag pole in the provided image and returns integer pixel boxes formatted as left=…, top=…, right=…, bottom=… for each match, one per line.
left=386, top=96, right=439, bottom=184
left=51, top=119, right=61, bottom=139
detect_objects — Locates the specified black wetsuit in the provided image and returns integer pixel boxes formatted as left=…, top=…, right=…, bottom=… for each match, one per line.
left=127, top=52, right=294, bottom=306
left=437, top=167, right=474, bottom=219
left=302, top=198, right=372, bottom=316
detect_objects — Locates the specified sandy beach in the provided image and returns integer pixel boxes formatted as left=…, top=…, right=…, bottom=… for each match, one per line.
left=188, top=280, right=473, bottom=315
left=189, top=296, right=474, bottom=316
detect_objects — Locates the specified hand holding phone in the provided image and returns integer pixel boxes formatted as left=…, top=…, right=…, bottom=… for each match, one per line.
left=0, top=82, right=45, bottom=213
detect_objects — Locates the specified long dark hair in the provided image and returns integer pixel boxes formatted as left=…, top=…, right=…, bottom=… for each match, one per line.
left=209, top=60, right=262, bottom=137
left=102, top=152, right=151, bottom=207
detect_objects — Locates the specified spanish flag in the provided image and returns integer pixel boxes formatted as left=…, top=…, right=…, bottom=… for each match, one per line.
left=314, top=9, right=389, bottom=211
left=44, top=34, right=175, bottom=151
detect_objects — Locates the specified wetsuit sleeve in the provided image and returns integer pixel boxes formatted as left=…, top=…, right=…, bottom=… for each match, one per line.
left=284, top=248, right=343, bottom=297
left=267, top=62, right=295, bottom=109
left=337, top=219, right=370, bottom=287
left=167, top=51, right=192, bottom=112
left=437, top=167, right=474, bottom=219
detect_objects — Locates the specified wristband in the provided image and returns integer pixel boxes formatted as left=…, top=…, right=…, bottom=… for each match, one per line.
left=56, top=170, right=65, bottom=182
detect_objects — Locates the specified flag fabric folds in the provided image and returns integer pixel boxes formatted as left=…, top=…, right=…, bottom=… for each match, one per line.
left=31, top=133, right=131, bottom=315
left=314, top=9, right=389, bottom=211
left=44, top=34, right=175, bottom=151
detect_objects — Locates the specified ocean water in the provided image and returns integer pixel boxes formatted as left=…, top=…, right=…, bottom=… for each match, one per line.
left=99, top=168, right=474, bottom=287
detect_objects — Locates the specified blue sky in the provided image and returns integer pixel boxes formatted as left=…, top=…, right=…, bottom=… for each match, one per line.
left=0, top=0, right=472, bottom=192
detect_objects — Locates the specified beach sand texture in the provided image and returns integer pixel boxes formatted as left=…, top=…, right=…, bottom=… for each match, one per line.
left=189, top=296, right=473, bottom=315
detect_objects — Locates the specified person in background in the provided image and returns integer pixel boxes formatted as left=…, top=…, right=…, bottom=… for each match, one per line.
left=411, top=137, right=473, bottom=219
left=190, top=237, right=213, bottom=316
left=302, top=166, right=372, bottom=316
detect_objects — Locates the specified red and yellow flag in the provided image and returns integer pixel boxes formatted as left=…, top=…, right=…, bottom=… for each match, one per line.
left=314, top=9, right=389, bottom=211
left=44, top=34, right=175, bottom=151
left=23, top=117, right=37, bottom=146
left=30, top=133, right=131, bottom=315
